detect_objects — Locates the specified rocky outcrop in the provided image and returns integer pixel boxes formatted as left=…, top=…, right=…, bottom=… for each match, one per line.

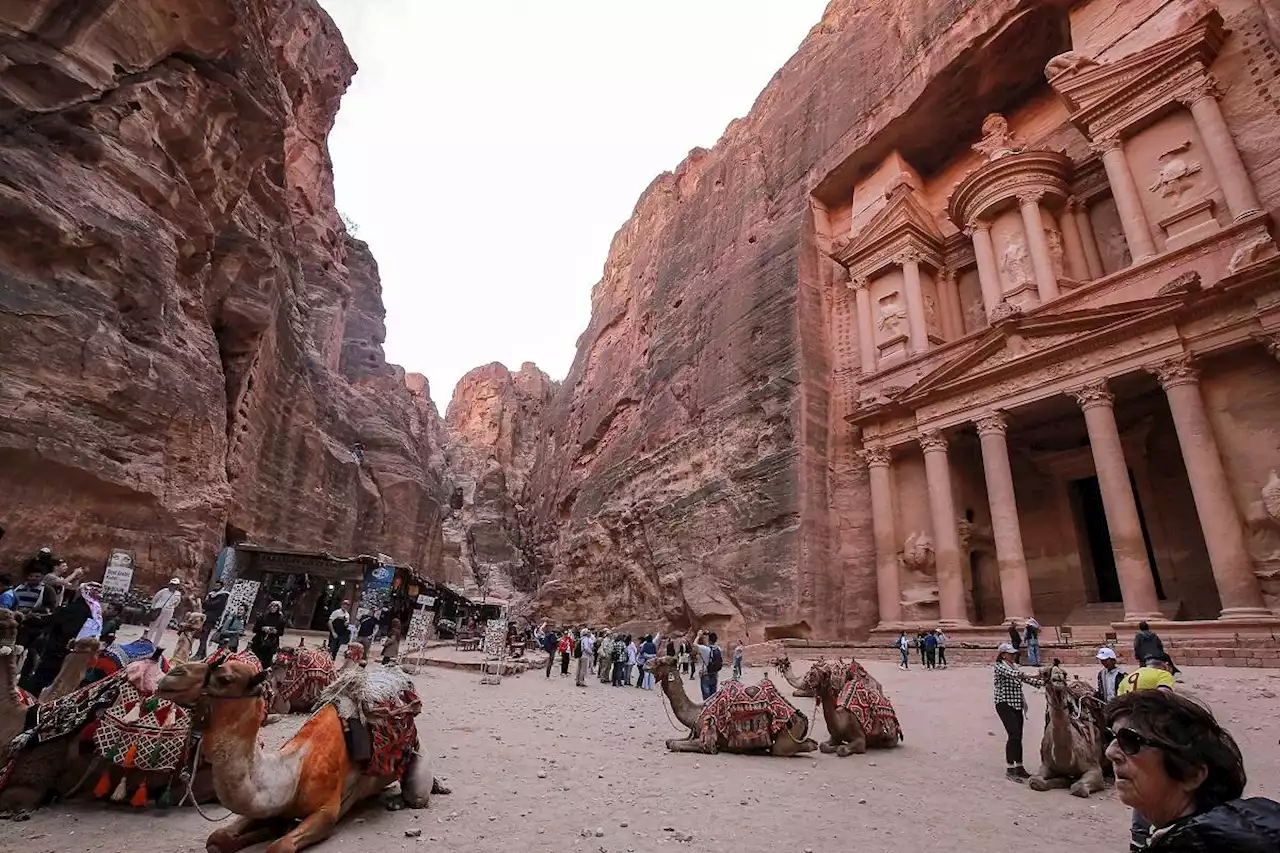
left=0, top=0, right=446, bottom=592
left=441, top=363, right=555, bottom=609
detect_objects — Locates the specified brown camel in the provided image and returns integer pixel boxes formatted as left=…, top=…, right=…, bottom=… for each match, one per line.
left=1029, top=661, right=1108, bottom=798
left=171, top=612, right=206, bottom=663
left=647, top=656, right=817, bottom=756
left=267, top=646, right=336, bottom=714
left=156, top=659, right=449, bottom=853
left=770, top=655, right=814, bottom=698
left=800, top=658, right=903, bottom=756
left=0, top=610, right=33, bottom=762
left=37, top=636, right=103, bottom=702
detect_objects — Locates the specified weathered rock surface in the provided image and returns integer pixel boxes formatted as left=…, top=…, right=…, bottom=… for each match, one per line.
left=441, top=362, right=555, bottom=607
left=0, top=0, right=446, bottom=592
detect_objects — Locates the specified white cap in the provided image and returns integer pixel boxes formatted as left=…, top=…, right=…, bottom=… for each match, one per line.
left=38, top=547, right=51, bottom=554
left=997, top=642, right=1016, bottom=654
left=1096, top=647, right=1118, bottom=661
left=168, top=577, right=181, bottom=585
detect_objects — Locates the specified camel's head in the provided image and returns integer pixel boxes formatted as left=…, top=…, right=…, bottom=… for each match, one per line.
left=157, top=658, right=269, bottom=708
left=69, top=635, right=102, bottom=657
left=0, top=608, right=19, bottom=647
left=178, top=611, right=206, bottom=633
left=800, top=660, right=836, bottom=694
left=1041, top=659, right=1070, bottom=693
left=768, top=655, right=791, bottom=671
left=645, top=655, right=679, bottom=681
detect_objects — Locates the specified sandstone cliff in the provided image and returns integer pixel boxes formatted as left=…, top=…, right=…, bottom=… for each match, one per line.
left=441, top=363, right=555, bottom=608
left=0, top=0, right=447, bottom=592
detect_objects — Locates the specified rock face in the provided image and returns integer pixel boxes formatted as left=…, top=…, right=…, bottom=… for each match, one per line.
left=441, top=363, right=555, bottom=608
left=0, top=0, right=446, bottom=593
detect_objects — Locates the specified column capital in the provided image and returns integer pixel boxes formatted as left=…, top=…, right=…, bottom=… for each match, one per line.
left=1072, top=379, right=1114, bottom=410
left=975, top=411, right=1008, bottom=436
left=918, top=430, right=948, bottom=454
left=1179, top=74, right=1225, bottom=108
left=846, top=275, right=870, bottom=292
left=1065, top=195, right=1084, bottom=214
left=1149, top=354, right=1199, bottom=389
left=1252, top=332, right=1280, bottom=361
left=896, top=247, right=923, bottom=266
left=963, top=217, right=990, bottom=237
left=937, top=266, right=957, bottom=285
left=1089, top=135, right=1123, bottom=155
left=859, top=444, right=892, bottom=468
left=1016, top=189, right=1046, bottom=207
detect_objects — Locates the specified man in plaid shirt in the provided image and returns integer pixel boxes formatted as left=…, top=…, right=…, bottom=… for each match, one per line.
left=993, top=642, right=1043, bottom=782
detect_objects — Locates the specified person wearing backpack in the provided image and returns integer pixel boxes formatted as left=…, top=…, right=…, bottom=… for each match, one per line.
left=694, top=629, right=723, bottom=700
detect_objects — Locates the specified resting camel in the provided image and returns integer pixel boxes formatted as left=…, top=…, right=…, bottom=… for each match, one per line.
left=647, top=656, right=817, bottom=756
left=156, top=659, right=450, bottom=853
left=1029, top=661, right=1108, bottom=798
left=770, top=656, right=814, bottom=697
left=800, top=658, right=903, bottom=756
left=37, top=636, right=102, bottom=701
left=266, top=645, right=336, bottom=714
left=0, top=610, right=34, bottom=760
left=171, top=611, right=206, bottom=663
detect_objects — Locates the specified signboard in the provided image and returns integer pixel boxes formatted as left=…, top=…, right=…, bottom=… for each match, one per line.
left=416, top=594, right=435, bottom=607
left=360, top=563, right=396, bottom=615
left=102, top=549, right=136, bottom=596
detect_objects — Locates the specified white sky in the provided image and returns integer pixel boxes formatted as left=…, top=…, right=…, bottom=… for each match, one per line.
left=317, top=1, right=830, bottom=405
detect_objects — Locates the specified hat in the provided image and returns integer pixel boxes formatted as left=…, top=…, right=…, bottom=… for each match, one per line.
left=997, top=642, right=1017, bottom=655
left=1096, top=647, right=1118, bottom=661
left=1146, top=652, right=1180, bottom=674
left=168, top=577, right=181, bottom=585
left=38, top=546, right=51, bottom=554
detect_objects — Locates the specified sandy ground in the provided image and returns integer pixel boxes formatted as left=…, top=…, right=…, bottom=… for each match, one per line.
left=3, top=653, right=1278, bottom=853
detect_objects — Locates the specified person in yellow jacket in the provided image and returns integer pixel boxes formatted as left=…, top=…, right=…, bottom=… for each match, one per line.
left=1117, top=651, right=1177, bottom=695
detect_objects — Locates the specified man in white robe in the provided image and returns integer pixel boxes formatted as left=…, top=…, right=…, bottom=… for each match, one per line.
left=145, top=577, right=182, bottom=644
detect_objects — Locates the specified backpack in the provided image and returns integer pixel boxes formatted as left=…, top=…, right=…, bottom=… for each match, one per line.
left=707, top=646, right=723, bottom=674
left=573, top=638, right=582, bottom=659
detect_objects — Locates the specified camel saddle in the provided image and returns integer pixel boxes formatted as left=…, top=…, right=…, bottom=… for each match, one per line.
left=272, top=647, right=335, bottom=709
left=836, top=676, right=904, bottom=742
left=314, top=667, right=421, bottom=780
left=86, top=638, right=169, bottom=684
left=699, top=678, right=798, bottom=751
left=93, top=678, right=191, bottom=773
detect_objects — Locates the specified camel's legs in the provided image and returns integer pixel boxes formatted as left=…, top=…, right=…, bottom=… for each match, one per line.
left=1070, top=767, right=1106, bottom=798
left=401, top=751, right=438, bottom=809
left=1028, top=767, right=1072, bottom=792
left=207, top=817, right=290, bottom=853
left=819, top=740, right=839, bottom=754
left=265, top=806, right=339, bottom=853
left=665, top=738, right=712, bottom=754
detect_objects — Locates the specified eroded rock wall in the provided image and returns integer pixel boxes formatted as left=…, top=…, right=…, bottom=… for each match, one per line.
left=0, top=0, right=446, bottom=592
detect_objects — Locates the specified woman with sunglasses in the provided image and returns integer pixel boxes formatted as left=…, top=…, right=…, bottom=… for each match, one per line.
left=1103, top=690, right=1280, bottom=851
left=992, top=641, right=1043, bottom=782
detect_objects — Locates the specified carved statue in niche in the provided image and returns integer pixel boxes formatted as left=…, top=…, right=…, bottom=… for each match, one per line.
left=1045, top=227, right=1066, bottom=278
left=1000, top=239, right=1033, bottom=286
left=923, top=292, right=939, bottom=332
left=897, top=531, right=935, bottom=574
left=1243, top=471, right=1280, bottom=611
left=1103, top=225, right=1132, bottom=270
left=877, top=293, right=908, bottom=336
left=972, top=113, right=1024, bottom=162
left=1149, top=141, right=1202, bottom=200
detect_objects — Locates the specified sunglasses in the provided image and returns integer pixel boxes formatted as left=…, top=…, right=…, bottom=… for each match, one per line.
left=1105, top=727, right=1170, bottom=756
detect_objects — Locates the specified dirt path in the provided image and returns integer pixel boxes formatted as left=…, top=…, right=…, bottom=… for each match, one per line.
left=6, top=658, right=1278, bottom=853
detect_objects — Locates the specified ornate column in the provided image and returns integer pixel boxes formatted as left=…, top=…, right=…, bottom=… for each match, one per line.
left=899, top=250, right=930, bottom=355
left=1058, top=200, right=1091, bottom=281
left=975, top=412, right=1035, bottom=623
left=1018, top=190, right=1061, bottom=302
left=1092, top=137, right=1157, bottom=262
left=936, top=267, right=966, bottom=340
left=1182, top=77, right=1263, bottom=222
left=861, top=444, right=902, bottom=626
left=1149, top=356, right=1271, bottom=618
left=850, top=277, right=877, bottom=375
left=1071, top=197, right=1106, bottom=279
left=966, top=220, right=1003, bottom=317
left=918, top=431, right=970, bottom=626
left=1072, top=380, right=1162, bottom=621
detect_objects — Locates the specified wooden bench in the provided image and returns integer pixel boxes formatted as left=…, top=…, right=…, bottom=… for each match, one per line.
left=455, top=635, right=481, bottom=652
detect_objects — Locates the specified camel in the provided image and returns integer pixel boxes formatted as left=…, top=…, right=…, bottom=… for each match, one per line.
left=172, top=611, right=206, bottom=663
left=37, top=636, right=103, bottom=702
left=266, top=645, right=336, bottom=714
left=0, top=610, right=34, bottom=762
left=155, top=659, right=449, bottom=853
left=647, top=656, right=818, bottom=756
left=1029, top=661, right=1109, bottom=798
left=800, top=658, right=903, bottom=756
left=770, top=655, right=814, bottom=698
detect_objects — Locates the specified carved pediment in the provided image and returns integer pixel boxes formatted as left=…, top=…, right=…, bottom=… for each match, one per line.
left=833, top=184, right=945, bottom=273
left=1046, top=11, right=1226, bottom=139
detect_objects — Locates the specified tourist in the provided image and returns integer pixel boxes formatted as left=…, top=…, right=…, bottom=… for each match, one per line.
left=923, top=630, right=938, bottom=669
left=100, top=602, right=122, bottom=646
left=612, top=634, right=628, bottom=686
left=23, top=546, right=57, bottom=579
left=640, top=633, right=660, bottom=689
left=1024, top=618, right=1042, bottom=667
left=896, top=631, right=909, bottom=670
left=666, top=638, right=677, bottom=660
left=1133, top=621, right=1165, bottom=666
left=538, top=622, right=557, bottom=677
left=694, top=630, right=724, bottom=700
left=1007, top=621, right=1022, bottom=664
left=42, top=560, right=83, bottom=610
left=598, top=632, right=615, bottom=683
left=935, top=628, right=948, bottom=668
left=0, top=575, right=15, bottom=610
left=12, top=568, right=47, bottom=612
left=218, top=605, right=247, bottom=651
left=356, top=609, right=378, bottom=658
left=732, top=640, right=744, bottom=680
left=327, top=605, right=351, bottom=659
left=380, top=617, right=402, bottom=664
left=993, top=641, right=1044, bottom=783
left=678, top=641, right=691, bottom=676
left=1103, top=689, right=1280, bottom=851
left=145, top=578, right=182, bottom=644
left=251, top=600, right=286, bottom=668
left=917, top=632, right=928, bottom=666
left=73, top=582, right=104, bottom=640
left=24, top=582, right=100, bottom=694
left=557, top=629, right=574, bottom=677
left=575, top=628, right=595, bottom=687
left=1096, top=647, right=1127, bottom=702
left=197, top=580, right=230, bottom=658
left=1121, top=652, right=1178, bottom=695
left=624, top=634, right=638, bottom=685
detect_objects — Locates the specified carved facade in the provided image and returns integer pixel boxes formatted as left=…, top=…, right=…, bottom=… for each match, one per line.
left=821, top=5, right=1280, bottom=631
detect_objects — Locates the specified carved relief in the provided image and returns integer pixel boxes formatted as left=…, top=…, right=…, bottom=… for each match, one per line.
left=1148, top=141, right=1202, bottom=200
left=858, top=444, right=892, bottom=468
left=1227, top=235, right=1278, bottom=274
left=876, top=293, right=908, bottom=335
left=1156, top=271, right=1203, bottom=296
left=1000, top=239, right=1033, bottom=287
left=897, top=531, right=935, bottom=573
left=1148, top=354, right=1198, bottom=389
left=1045, top=227, right=1066, bottom=279
left=1102, top=224, right=1133, bottom=270
left=1072, top=380, right=1114, bottom=410
left=1044, top=51, right=1098, bottom=81
left=918, top=430, right=948, bottom=453
left=971, top=113, right=1024, bottom=162
left=975, top=412, right=1008, bottom=436
left=1263, top=471, right=1280, bottom=525
left=987, top=301, right=1022, bottom=324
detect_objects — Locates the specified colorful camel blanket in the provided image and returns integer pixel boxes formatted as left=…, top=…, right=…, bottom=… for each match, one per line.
left=93, top=679, right=191, bottom=773
left=365, top=686, right=422, bottom=779
left=698, top=678, right=797, bottom=751
left=836, top=676, right=903, bottom=742
left=87, top=639, right=169, bottom=684
left=272, top=647, right=335, bottom=709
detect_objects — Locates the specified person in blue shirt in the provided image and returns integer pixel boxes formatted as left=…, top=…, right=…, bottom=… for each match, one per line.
left=923, top=630, right=938, bottom=669
left=0, top=575, right=15, bottom=610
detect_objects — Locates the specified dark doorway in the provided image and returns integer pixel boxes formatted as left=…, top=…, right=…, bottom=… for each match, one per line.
left=1071, top=473, right=1165, bottom=603
left=970, top=551, right=985, bottom=624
